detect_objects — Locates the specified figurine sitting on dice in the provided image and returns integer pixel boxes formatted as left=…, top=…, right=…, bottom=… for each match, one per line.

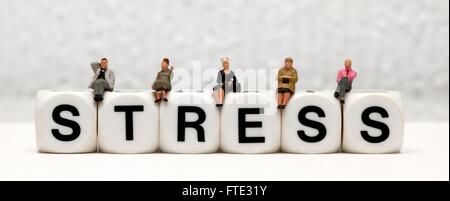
left=277, top=57, right=298, bottom=109
left=213, top=57, right=241, bottom=107
left=152, top=58, right=174, bottom=103
left=89, top=58, right=115, bottom=102
left=334, top=59, right=357, bottom=104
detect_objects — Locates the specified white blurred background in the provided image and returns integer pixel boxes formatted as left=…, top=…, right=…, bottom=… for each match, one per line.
left=0, top=0, right=448, bottom=121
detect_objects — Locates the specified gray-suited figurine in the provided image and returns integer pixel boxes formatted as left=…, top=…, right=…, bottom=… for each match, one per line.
left=89, top=58, right=115, bottom=102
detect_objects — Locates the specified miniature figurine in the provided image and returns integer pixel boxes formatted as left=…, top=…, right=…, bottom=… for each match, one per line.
left=213, top=57, right=240, bottom=107
left=277, top=57, right=298, bottom=109
left=89, top=58, right=115, bottom=102
left=334, top=58, right=357, bottom=104
left=152, top=58, right=174, bottom=103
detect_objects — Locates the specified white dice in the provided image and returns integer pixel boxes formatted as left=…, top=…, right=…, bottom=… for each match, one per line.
left=281, top=90, right=342, bottom=153
left=342, top=91, right=404, bottom=153
left=159, top=90, right=220, bottom=153
left=98, top=90, right=159, bottom=153
left=35, top=89, right=97, bottom=153
left=35, top=89, right=405, bottom=154
left=220, top=91, right=281, bottom=153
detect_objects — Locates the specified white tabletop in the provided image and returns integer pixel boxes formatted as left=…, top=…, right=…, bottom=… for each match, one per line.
left=0, top=122, right=448, bottom=181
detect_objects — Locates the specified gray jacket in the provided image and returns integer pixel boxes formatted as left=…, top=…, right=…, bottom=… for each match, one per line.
left=90, top=62, right=115, bottom=89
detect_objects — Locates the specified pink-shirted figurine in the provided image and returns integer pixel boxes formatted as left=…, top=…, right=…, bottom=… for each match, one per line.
left=334, top=59, right=357, bottom=103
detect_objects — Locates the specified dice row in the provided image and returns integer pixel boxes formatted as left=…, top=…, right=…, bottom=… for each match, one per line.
left=35, top=89, right=404, bottom=154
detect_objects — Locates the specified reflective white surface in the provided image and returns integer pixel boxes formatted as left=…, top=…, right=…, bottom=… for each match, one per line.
left=0, top=122, right=447, bottom=180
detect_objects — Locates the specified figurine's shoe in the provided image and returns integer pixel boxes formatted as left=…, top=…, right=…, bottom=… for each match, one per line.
left=154, top=98, right=161, bottom=103
left=277, top=105, right=286, bottom=109
left=334, top=91, right=339, bottom=98
left=163, top=98, right=168, bottom=102
left=94, top=95, right=103, bottom=102
left=216, top=104, right=223, bottom=107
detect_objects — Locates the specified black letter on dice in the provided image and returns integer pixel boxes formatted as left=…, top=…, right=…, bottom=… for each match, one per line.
left=51, top=104, right=81, bottom=141
left=361, top=106, right=390, bottom=143
left=297, top=106, right=327, bottom=143
left=238, top=108, right=265, bottom=143
left=177, top=106, right=206, bottom=142
left=114, top=105, right=144, bottom=141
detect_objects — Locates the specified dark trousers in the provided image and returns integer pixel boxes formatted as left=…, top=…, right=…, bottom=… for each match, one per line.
left=335, top=77, right=352, bottom=100
left=91, top=79, right=112, bottom=97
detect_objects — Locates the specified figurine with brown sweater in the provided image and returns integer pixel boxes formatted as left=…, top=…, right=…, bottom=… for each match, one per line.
left=277, top=57, right=298, bottom=109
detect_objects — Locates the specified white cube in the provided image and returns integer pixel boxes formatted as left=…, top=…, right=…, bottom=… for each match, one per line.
left=98, top=90, right=159, bottom=153
left=159, top=90, right=220, bottom=153
left=281, top=90, right=341, bottom=153
left=342, top=90, right=404, bottom=153
left=220, top=91, right=281, bottom=153
left=35, top=89, right=97, bottom=153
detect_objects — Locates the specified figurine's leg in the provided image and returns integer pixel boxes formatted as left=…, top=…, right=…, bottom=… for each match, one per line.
left=336, top=78, right=350, bottom=103
left=154, top=91, right=162, bottom=102
left=334, top=88, right=340, bottom=98
left=219, top=88, right=224, bottom=104
left=93, top=84, right=102, bottom=96
left=335, top=83, right=343, bottom=98
left=105, top=83, right=113, bottom=91
left=162, top=91, right=168, bottom=102
left=213, top=90, right=221, bottom=104
left=277, top=92, right=283, bottom=106
left=338, top=85, right=346, bottom=101
left=345, top=84, right=352, bottom=92
left=282, top=92, right=291, bottom=106
left=214, top=88, right=224, bottom=106
left=92, top=80, right=107, bottom=102
left=214, top=89, right=224, bottom=106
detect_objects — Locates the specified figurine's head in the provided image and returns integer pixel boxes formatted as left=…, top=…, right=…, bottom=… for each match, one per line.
left=284, top=57, right=293, bottom=69
left=221, top=57, right=230, bottom=70
left=161, top=58, right=170, bottom=70
left=100, top=58, right=108, bottom=69
left=344, top=59, right=352, bottom=70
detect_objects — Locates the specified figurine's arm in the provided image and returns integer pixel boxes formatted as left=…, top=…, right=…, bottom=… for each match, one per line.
left=277, top=70, right=283, bottom=83
left=109, top=70, right=115, bottom=88
left=292, top=70, right=298, bottom=83
left=224, top=71, right=237, bottom=86
left=216, top=71, right=223, bottom=85
left=336, top=70, right=343, bottom=82
left=169, top=67, right=174, bottom=80
left=349, top=71, right=357, bottom=83
left=91, top=62, right=100, bottom=72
